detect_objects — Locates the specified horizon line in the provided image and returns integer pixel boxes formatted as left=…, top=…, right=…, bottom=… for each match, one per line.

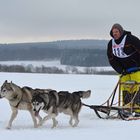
left=0, top=38, right=109, bottom=45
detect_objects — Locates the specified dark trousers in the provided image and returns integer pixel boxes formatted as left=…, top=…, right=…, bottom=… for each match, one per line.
left=123, top=90, right=140, bottom=106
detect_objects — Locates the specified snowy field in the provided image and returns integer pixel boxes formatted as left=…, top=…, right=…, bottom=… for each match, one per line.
left=0, top=72, right=140, bottom=140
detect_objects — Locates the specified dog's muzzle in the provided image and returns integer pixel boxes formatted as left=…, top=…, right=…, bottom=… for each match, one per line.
left=33, top=107, right=41, bottom=116
left=34, top=110, right=39, bottom=116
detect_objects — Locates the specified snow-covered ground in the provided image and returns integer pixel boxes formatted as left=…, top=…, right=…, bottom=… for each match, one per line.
left=0, top=72, right=139, bottom=140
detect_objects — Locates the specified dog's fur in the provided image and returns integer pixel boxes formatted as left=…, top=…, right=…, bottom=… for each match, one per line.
left=32, top=90, right=91, bottom=128
left=0, top=80, right=45, bottom=129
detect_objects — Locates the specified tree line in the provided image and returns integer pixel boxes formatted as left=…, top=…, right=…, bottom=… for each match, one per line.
left=0, top=64, right=116, bottom=75
left=0, top=40, right=109, bottom=67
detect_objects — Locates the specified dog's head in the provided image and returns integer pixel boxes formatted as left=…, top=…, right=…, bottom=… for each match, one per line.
left=32, top=94, right=45, bottom=116
left=0, top=80, right=15, bottom=99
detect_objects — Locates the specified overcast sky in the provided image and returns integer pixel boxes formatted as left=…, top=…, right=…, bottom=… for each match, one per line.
left=0, top=0, right=140, bottom=43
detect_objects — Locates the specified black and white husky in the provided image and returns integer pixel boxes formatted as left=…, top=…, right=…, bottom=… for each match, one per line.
left=32, top=90, right=91, bottom=128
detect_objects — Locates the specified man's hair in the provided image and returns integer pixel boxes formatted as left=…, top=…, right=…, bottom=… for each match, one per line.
left=110, top=23, right=124, bottom=37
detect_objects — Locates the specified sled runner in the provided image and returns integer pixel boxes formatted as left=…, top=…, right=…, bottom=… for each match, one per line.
left=83, top=78, right=140, bottom=120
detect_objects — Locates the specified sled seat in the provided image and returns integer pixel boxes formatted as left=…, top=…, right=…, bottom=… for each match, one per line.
left=120, top=71, right=140, bottom=113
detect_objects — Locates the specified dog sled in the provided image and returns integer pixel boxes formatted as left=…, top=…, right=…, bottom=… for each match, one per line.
left=83, top=78, right=140, bottom=121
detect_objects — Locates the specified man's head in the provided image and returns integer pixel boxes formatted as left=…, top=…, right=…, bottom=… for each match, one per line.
left=110, top=23, right=124, bottom=40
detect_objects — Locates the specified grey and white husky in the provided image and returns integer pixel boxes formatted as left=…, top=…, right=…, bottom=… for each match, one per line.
left=0, top=80, right=43, bottom=129
left=32, top=90, right=91, bottom=128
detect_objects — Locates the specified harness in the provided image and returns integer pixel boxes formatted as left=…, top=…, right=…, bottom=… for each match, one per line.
left=9, top=94, right=23, bottom=108
left=9, top=90, right=31, bottom=108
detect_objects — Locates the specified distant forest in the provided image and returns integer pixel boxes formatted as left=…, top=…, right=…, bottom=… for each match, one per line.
left=0, top=40, right=110, bottom=67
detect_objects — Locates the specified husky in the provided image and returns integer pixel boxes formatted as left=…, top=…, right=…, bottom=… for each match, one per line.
left=0, top=80, right=43, bottom=129
left=32, top=90, right=59, bottom=128
left=32, top=90, right=91, bottom=128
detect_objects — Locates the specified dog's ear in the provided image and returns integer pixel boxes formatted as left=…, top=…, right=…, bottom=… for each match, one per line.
left=4, top=80, right=8, bottom=83
left=10, top=81, right=13, bottom=83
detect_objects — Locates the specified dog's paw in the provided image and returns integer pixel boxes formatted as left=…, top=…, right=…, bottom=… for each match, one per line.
left=72, top=121, right=79, bottom=127
left=51, top=120, right=58, bottom=128
left=38, top=122, right=43, bottom=127
left=6, top=126, right=11, bottom=129
left=72, top=123, right=78, bottom=127
left=39, top=120, right=44, bottom=126
left=69, top=120, right=73, bottom=126
left=34, top=123, right=39, bottom=128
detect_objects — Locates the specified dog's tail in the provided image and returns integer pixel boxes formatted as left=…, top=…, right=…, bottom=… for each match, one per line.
left=73, top=90, right=91, bottom=99
left=49, top=90, right=59, bottom=106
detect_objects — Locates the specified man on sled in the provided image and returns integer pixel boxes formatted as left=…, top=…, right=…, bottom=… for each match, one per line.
left=107, top=23, right=140, bottom=115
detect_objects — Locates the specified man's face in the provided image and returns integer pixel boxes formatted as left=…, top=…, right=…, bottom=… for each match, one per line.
left=112, top=28, right=121, bottom=40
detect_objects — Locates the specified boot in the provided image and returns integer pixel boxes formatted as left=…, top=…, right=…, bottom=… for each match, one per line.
left=122, top=90, right=133, bottom=105
left=133, top=89, right=140, bottom=106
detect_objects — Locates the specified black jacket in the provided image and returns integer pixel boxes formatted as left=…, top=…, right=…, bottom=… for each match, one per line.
left=107, top=31, right=140, bottom=74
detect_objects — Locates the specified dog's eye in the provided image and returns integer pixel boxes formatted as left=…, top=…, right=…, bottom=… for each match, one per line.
left=2, top=89, right=6, bottom=92
left=36, top=103, right=39, bottom=105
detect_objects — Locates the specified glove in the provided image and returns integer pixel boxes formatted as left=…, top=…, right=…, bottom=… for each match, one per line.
left=126, top=67, right=140, bottom=73
left=121, top=67, right=140, bottom=76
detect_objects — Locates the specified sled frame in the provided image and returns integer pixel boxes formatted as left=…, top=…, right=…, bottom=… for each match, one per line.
left=84, top=80, right=140, bottom=120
